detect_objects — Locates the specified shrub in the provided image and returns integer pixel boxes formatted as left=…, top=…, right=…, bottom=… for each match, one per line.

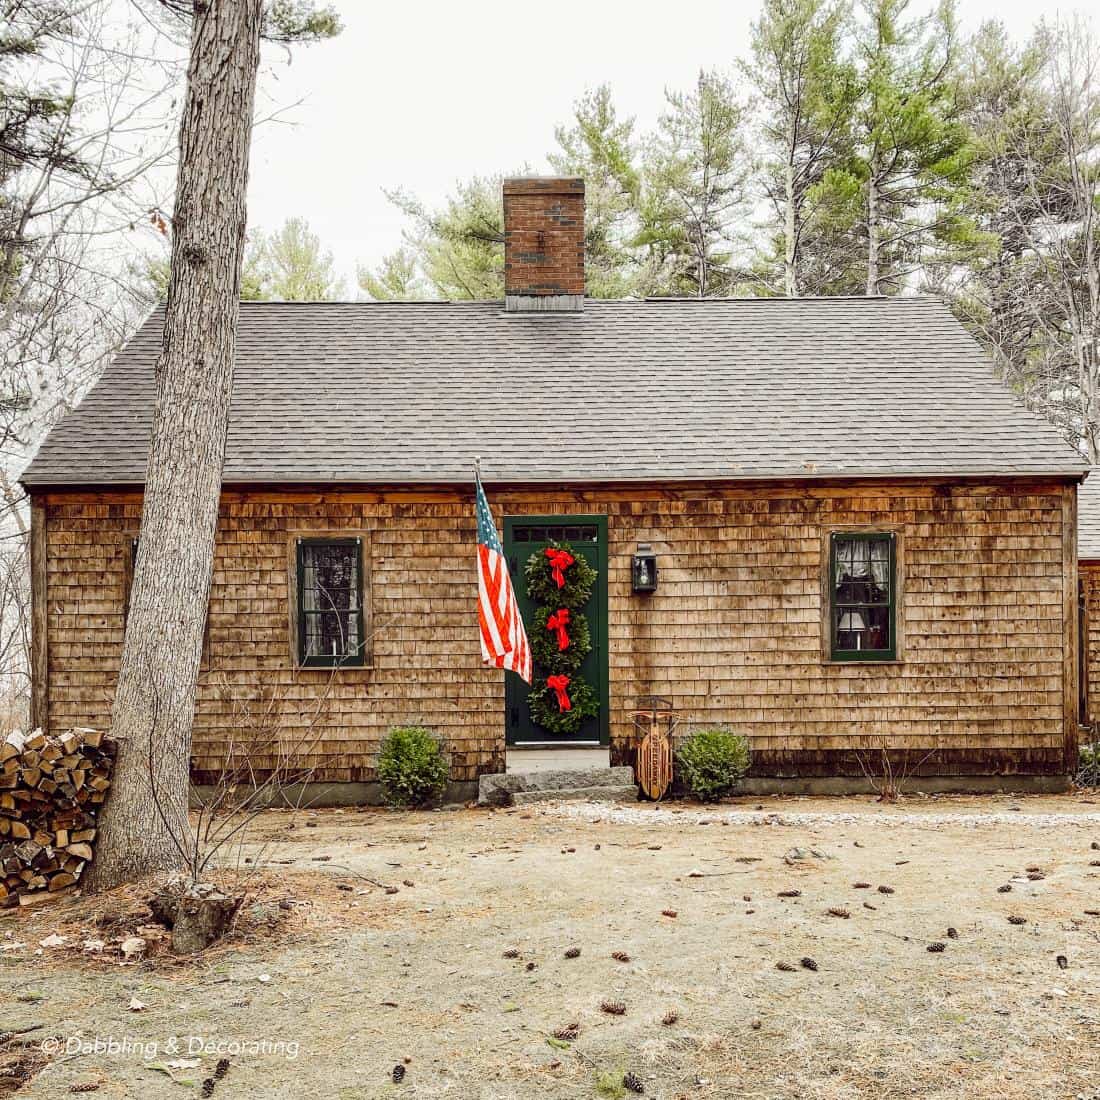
left=675, top=729, right=750, bottom=802
left=1078, top=742, right=1100, bottom=788
left=377, top=725, right=449, bottom=807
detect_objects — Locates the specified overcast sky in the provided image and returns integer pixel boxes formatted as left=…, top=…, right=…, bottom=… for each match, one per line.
left=244, top=0, right=1059, bottom=292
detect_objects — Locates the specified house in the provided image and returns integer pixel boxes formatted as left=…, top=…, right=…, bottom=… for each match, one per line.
left=1077, top=474, right=1100, bottom=733
left=21, top=177, right=1089, bottom=799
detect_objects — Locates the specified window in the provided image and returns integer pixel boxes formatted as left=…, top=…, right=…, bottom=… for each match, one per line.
left=830, top=532, right=896, bottom=661
left=296, top=538, right=365, bottom=667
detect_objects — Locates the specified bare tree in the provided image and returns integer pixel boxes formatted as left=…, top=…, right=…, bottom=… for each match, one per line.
left=86, top=0, right=339, bottom=894
left=954, top=18, right=1100, bottom=460
left=84, top=0, right=266, bottom=892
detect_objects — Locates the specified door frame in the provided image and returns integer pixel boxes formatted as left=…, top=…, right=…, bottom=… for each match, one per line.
left=503, top=514, right=610, bottom=746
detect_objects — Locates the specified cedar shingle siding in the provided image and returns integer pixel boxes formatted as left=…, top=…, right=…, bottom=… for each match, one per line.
left=40, top=479, right=1074, bottom=782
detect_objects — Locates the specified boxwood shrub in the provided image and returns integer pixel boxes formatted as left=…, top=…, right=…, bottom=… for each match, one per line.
left=675, top=728, right=750, bottom=802
left=377, top=725, right=449, bottom=808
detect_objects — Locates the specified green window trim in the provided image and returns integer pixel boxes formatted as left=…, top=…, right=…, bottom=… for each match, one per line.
left=829, top=531, right=896, bottom=662
left=296, top=537, right=366, bottom=668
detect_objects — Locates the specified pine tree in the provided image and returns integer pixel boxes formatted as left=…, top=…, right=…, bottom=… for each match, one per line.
left=743, top=0, right=858, bottom=296
left=255, top=217, right=345, bottom=300
left=357, top=247, right=428, bottom=301
left=814, top=0, right=971, bottom=295
left=550, top=85, right=641, bottom=298
left=931, top=23, right=1053, bottom=375
left=375, top=176, right=506, bottom=300
left=638, top=70, right=753, bottom=297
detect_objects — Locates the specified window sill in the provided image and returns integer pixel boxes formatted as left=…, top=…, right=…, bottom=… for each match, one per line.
left=294, top=663, right=374, bottom=673
left=826, top=657, right=903, bottom=666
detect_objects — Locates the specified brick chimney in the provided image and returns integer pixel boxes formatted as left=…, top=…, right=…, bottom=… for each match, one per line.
left=503, top=177, right=584, bottom=312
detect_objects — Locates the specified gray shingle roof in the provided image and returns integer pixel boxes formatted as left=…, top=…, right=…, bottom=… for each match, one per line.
left=21, top=296, right=1088, bottom=487
left=1079, top=471, right=1100, bottom=558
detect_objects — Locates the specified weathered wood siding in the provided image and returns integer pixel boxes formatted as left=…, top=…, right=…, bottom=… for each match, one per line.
left=1079, top=560, right=1100, bottom=729
left=35, top=479, right=1076, bottom=782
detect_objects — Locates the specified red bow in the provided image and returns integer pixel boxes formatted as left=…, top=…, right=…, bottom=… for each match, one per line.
left=546, top=674, right=571, bottom=712
left=546, top=608, right=571, bottom=651
left=544, top=547, right=575, bottom=588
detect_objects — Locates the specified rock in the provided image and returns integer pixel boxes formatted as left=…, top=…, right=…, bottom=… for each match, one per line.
left=119, top=936, right=146, bottom=959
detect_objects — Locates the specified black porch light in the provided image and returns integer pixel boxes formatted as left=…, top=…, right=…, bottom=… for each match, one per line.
left=632, top=543, right=658, bottom=594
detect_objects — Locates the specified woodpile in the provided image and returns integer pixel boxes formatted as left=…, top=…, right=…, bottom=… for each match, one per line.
left=0, top=728, right=114, bottom=907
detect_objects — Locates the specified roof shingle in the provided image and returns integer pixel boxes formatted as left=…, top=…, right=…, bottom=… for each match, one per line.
left=21, top=296, right=1087, bottom=487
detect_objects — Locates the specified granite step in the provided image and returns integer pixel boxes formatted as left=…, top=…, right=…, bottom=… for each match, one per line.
left=510, top=784, right=639, bottom=806
left=478, top=765, right=635, bottom=806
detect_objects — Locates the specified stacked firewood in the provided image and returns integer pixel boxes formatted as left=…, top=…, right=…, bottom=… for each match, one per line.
left=0, top=728, right=114, bottom=907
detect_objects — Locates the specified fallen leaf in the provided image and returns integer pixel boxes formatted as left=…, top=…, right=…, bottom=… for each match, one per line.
left=128, top=996, right=147, bottom=1011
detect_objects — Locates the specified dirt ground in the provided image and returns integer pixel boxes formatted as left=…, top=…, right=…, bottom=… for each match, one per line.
left=3, top=792, right=1100, bottom=1099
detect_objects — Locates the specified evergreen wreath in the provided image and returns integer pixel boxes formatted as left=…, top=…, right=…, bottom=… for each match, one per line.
left=530, top=604, right=592, bottom=674
left=524, top=540, right=597, bottom=609
left=524, top=540, right=599, bottom=735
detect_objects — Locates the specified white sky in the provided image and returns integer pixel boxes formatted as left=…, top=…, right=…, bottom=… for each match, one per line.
left=241, top=0, right=1054, bottom=290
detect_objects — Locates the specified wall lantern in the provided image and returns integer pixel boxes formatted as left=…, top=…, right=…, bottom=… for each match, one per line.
left=632, top=543, right=658, bottom=594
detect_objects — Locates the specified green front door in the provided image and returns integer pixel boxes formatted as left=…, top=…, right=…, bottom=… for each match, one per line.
left=503, top=516, right=608, bottom=745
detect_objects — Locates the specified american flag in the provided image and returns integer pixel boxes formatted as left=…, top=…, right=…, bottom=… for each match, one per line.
left=476, top=473, right=531, bottom=683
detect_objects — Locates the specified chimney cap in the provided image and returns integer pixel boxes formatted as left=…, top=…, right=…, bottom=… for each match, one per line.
left=502, top=176, right=584, bottom=195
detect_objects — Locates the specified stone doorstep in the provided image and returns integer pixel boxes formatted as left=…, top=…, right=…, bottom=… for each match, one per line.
left=478, top=766, right=634, bottom=803
left=510, top=785, right=639, bottom=806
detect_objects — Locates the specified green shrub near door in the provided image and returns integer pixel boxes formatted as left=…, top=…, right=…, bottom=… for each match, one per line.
left=675, top=729, right=751, bottom=802
left=377, top=725, right=450, bottom=807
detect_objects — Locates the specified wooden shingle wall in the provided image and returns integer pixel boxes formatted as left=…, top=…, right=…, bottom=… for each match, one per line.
left=1080, top=561, right=1100, bottom=730
left=36, top=479, right=1075, bottom=782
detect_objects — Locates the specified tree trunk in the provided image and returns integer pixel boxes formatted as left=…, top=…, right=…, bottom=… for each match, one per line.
left=784, top=161, right=797, bottom=298
left=866, top=159, right=879, bottom=297
left=85, top=0, right=264, bottom=893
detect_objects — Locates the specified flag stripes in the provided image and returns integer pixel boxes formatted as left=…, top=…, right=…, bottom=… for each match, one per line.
left=476, top=475, right=531, bottom=683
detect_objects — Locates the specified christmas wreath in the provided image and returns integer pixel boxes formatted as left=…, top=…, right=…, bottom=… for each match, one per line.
left=524, top=541, right=599, bottom=735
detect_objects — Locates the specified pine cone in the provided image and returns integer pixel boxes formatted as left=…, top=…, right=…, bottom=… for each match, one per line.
left=877, top=885, right=895, bottom=895
left=392, top=1064, right=406, bottom=1083
left=852, top=882, right=871, bottom=889
left=777, top=889, right=801, bottom=898
left=800, top=957, right=818, bottom=971
left=623, top=1070, right=645, bottom=1094
left=661, top=1010, right=679, bottom=1026
left=552, top=1023, right=579, bottom=1041
left=502, top=949, right=520, bottom=959
left=661, top=909, right=678, bottom=918
left=201, top=1080, right=215, bottom=1099
left=827, top=907, right=850, bottom=919
left=946, top=927, right=958, bottom=940
left=1007, top=915, right=1027, bottom=925
left=67, top=1086, right=101, bottom=1095
left=611, top=951, right=631, bottom=963
left=600, top=1000, right=626, bottom=1015
left=927, top=942, right=946, bottom=953
left=775, top=961, right=796, bottom=972
left=214, top=1058, right=230, bottom=1080
left=997, top=884, right=1012, bottom=893
left=564, top=947, right=581, bottom=958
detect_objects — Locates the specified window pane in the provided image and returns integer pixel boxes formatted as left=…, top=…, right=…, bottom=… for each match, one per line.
left=832, top=534, right=892, bottom=656
left=834, top=603, right=890, bottom=652
left=300, top=542, right=360, bottom=662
